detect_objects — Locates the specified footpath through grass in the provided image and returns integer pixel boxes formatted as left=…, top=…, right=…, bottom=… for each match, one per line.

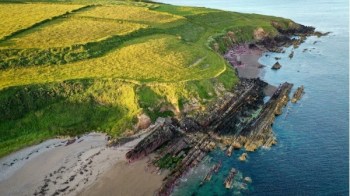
left=0, top=0, right=298, bottom=157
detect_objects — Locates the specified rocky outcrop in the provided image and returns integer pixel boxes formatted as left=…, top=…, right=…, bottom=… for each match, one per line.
left=125, top=118, right=181, bottom=161
left=238, top=153, right=248, bottom=161
left=239, top=82, right=293, bottom=151
left=256, top=23, right=316, bottom=52
left=291, top=85, right=304, bottom=103
left=124, top=80, right=293, bottom=195
left=254, top=27, right=269, bottom=41
left=271, top=21, right=315, bottom=36
left=157, top=134, right=215, bottom=196
left=244, top=176, right=252, bottom=183
left=289, top=50, right=294, bottom=59
left=197, top=78, right=267, bottom=135
left=224, top=168, right=237, bottom=189
left=271, top=62, right=282, bottom=70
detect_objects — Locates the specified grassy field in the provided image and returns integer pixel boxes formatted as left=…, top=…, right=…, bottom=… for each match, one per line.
left=0, top=3, right=85, bottom=40
left=0, top=35, right=227, bottom=89
left=0, top=0, right=299, bottom=157
left=75, top=5, right=184, bottom=26
left=2, top=17, right=147, bottom=48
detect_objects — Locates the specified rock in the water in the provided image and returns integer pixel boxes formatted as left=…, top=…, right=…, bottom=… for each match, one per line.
left=271, top=61, right=282, bottom=70
left=291, top=85, right=304, bottom=103
left=239, top=153, right=248, bottom=161
left=244, top=176, right=252, bottom=183
left=289, top=50, right=294, bottom=59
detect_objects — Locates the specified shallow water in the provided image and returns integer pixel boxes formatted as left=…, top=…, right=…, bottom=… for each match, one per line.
left=155, top=0, right=349, bottom=195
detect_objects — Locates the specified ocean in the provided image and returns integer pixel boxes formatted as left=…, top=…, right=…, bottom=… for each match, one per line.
left=155, top=0, right=349, bottom=195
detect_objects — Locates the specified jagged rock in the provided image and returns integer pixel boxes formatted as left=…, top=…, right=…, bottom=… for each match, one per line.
left=208, top=141, right=216, bottom=150
left=232, top=141, right=242, bottom=149
left=126, top=118, right=180, bottom=161
left=244, top=143, right=258, bottom=152
left=198, top=78, right=267, bottom=134
left=239, top=153, right=248, bottom=161
left=226, top=145, right=233, bottom=156
left=157, top=134, right=215, bottom=196
left=271, top=62, right=282, bottom=70
left=239, top=82, right=293, bottom=151
left=180, top=117, right=202, bottom=132
left=291, top=85, right=304, bottom=103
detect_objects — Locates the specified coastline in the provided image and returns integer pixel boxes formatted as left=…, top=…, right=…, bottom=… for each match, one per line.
left=223, top=43, right=277, bottom=97
left=0, top=27, right=318, bottom=196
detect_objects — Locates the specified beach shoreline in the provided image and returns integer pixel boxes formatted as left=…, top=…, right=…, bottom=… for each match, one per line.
left=224, top=43, right=277, bottom=96
left=0, top=132, right=166, bottom=196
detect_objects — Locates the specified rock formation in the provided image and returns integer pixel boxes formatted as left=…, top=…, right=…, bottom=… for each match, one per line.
left=291, top=85, right=304, bottom=103
left=271, top=61, right=282, bottom=70
left=239, top=153, right=248, bottom=161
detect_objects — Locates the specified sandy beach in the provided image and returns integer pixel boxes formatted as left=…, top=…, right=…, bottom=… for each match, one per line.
left=224, top=44, right=264, bottom=79
left=224, top=44, right=277, bottom=96
left=79, top=156, right=167, bottom=196
left=0, top=132, right=166, bottom=196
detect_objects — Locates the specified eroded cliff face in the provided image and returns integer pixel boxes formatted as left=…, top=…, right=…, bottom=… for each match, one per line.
left=122, top=78, right=293, bottom=195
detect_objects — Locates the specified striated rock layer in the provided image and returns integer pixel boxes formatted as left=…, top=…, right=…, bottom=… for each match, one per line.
left=124, top=79, right=293, bottom=195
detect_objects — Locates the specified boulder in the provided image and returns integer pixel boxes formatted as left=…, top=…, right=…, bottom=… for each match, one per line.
left=239, top=153, right=248, bottom=161
left=271, top=62, right=282, bottom=70
left=244, top=176, right=252, bottom=183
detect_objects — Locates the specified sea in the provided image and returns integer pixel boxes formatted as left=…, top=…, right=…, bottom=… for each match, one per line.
left=155, top=0, right=349, bottom=195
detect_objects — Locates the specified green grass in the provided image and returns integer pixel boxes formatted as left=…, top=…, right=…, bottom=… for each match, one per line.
left=0, top=3, right=85, bottom=40
left=0, top=0, right=300, bottom=157
left=1, top=17, right=146, bottom=48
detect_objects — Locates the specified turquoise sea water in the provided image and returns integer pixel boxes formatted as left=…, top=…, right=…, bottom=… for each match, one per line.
left=156, top=0, right=349, bottom=195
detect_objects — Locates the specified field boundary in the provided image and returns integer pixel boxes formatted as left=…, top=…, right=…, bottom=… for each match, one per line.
left=0, top=4, right=95, bottom=42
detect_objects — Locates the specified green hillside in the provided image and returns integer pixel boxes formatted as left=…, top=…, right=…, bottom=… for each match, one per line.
left=0, top=0, right=299, bottom=157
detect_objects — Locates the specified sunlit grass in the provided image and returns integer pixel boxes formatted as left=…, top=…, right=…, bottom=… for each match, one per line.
left=0, top=35, right=226, bottom=89
left=76, top=5, right=184, bottom=26
left=0, top=3, right=84, bottom=39
left=2, top=17, right=147, bottom=48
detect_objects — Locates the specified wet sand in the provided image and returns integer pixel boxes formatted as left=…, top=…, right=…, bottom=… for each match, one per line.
left=0, top=132, right=165, bottom=196
left=79, top=157, right=167, bottom=196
